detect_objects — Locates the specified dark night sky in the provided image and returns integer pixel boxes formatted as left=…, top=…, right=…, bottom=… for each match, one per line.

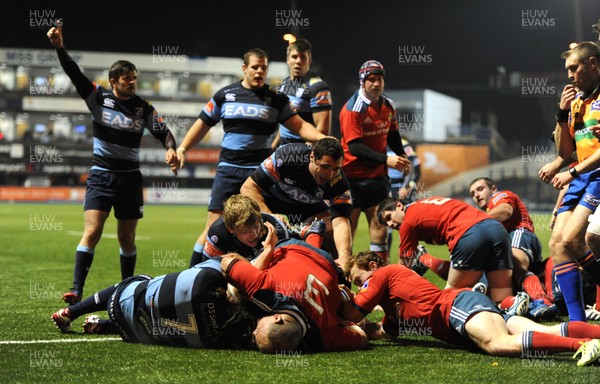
left=3, top=0, right=600, bottom=147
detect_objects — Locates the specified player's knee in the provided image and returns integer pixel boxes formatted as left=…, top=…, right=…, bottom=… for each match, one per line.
left=561, top=236, right=584, bottom=255
left=585, top=231, right=600, bottom=254
left=480, top=340, right=515, bottom=356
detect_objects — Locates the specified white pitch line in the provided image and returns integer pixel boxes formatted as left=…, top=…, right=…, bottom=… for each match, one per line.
left=0, top=337, right=121, bottom=345
left=66, top=231, right=151, bottom=240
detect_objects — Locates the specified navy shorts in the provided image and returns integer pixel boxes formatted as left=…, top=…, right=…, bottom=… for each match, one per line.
left=208, top=164, right=257, bottom=211
left=510, top=228, right=542, bottom=264
left=450, top=219, right=513, bottom=272
left=348, top=176, right=391, bottom=211
left=84, top=169, right=143, bottom=220
left=557, top=169, right=600, bottom=214
left=449, top=290, right=507, bottom=342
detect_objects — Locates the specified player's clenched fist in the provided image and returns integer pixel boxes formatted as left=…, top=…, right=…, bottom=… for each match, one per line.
left=47, top=19, right=64, bottom=49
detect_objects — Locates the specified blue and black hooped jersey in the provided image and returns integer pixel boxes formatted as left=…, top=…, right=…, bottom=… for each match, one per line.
left=113, top=259, right=250, bottom=349
left=203, top=213, right=290, bottom=260
left=200, top=81, right=297, bottom=166
left=56, top=48, right=176, bottom=172
left=277, top=73, right=332, bottom=145
left=251, top=143, right=353, bottom=219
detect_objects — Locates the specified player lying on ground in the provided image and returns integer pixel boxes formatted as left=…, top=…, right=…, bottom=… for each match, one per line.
left=221, top=224, right=367, bottom=353
left=51, top=259, right=259, bottom=350
left=341, top=251, right=600, bottom=366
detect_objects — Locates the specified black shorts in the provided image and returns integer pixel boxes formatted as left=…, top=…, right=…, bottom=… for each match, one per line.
left=208, top=165, right=257, bottom=211
left=84, top=169, right=143, bottom=220
left=348, top=176, right=391, bottom=211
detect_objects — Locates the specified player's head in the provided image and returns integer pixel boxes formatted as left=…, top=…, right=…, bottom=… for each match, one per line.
left=358, top=60, right=385, bottom=101
left=346, top=250, right=385, bottom=287
left=309, top=138, right=343, bottom=186
left=376, top=197, right=405, bottom=230
left=223, top=195, right=264, bottom=247
left=286, top=38, right=312, bottom=79
left=561, top=41, right=600, bottom=93
left=108, top=60, right=138, bottom=99
left=468, top=177, right=497, bottom=210
left=253, top=313, right=304, bottom=354
left=242, top=48, right=269, bottom=89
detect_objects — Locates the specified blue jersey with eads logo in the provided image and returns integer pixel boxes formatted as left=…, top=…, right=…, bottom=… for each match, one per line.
left=277, top=72, right=332, bottom=145
left=56, top=48, right=176, bottom=172
left=200, top=81, right=298, bottom=166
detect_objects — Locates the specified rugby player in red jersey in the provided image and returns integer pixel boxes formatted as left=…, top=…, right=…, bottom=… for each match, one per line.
left=221, top=235, right=367, bottom=353
left=469, top=177, right=558, bottom=320
left=377, top=196, right=513, bottom=304
left=341, top=251, right=600, bottom=366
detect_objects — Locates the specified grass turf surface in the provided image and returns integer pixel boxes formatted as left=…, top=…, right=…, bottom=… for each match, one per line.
left=0, top=202, right=598, bottom=383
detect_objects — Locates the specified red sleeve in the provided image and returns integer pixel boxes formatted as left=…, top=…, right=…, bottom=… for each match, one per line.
left=226, top=259, right=268, bottom=298
left=352, top=274, right=387, bottom=314
left=489, top=191, right=514, bottom=210
left=398, top=223, right=419, bottom=259
left=323, top=321, right=366, bottom=351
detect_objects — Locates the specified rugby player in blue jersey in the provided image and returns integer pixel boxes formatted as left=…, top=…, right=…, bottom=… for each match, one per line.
left=176, top=48, right=327, bottom=267
left=47, top=23, right=179, bottom=305
left=51, top=259, right=259, bottom=350
left=272, top=38, right=332, bottom=147
left=240, top=138, right=354, bottom=271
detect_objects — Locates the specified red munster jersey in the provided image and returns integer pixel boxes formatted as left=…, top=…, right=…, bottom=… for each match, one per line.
left=352, top=264, right=468, bottom=344
left=340, top=88, right=398, bottom=178
left=226, top=240, right=364, bottom=351
left=399, top=197, right=490, bottom=257
left=487, top=190, right=534, bottom=233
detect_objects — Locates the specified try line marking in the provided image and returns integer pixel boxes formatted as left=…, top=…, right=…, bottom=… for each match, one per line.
left=0, top=337, right=121, bottom=345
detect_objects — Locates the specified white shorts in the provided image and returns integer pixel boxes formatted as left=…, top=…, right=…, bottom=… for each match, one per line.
left=587, top=212, right=600, bottom=236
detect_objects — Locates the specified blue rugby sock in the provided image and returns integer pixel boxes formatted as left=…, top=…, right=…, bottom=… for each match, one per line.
left=576, top=251, right=600, bottom=286
left=554, top=261, right=586, bottom=321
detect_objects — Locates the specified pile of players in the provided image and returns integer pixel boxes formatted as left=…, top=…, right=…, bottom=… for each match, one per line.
left=46, top=22, right=600, bottom=366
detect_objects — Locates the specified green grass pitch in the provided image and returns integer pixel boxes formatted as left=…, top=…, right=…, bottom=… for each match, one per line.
left=0, top=203, right=598, bottom=383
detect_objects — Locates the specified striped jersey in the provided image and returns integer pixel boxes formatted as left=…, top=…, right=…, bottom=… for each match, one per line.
left=203, top=213, right=291, bottom=259
left=277, top=73, right=332, bottom=145
left=114, top=259, right=254, bottom=349
left=56, top=48, right=175, bottom=172
left=251, top=143, right=353, bottom=219
left=200, top=81, right=297, bottom=166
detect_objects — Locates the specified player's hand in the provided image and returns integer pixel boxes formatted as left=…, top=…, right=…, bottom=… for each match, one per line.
left=176, top=147, right=186, bottom=169
left=47, top=19, right=64, bottom=48
left=165, top=148, right=178, bottom=175
left=261, top=222, right=278, bottom=252
left=559, top=84, right=577, bottom=110
left=387, top=155, right=411, bottom=174
left=589, top=124, right=600, bottom=139
left=538, top=162, right=559, bottom=184
left=551, top=170, right=572, bottom=190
